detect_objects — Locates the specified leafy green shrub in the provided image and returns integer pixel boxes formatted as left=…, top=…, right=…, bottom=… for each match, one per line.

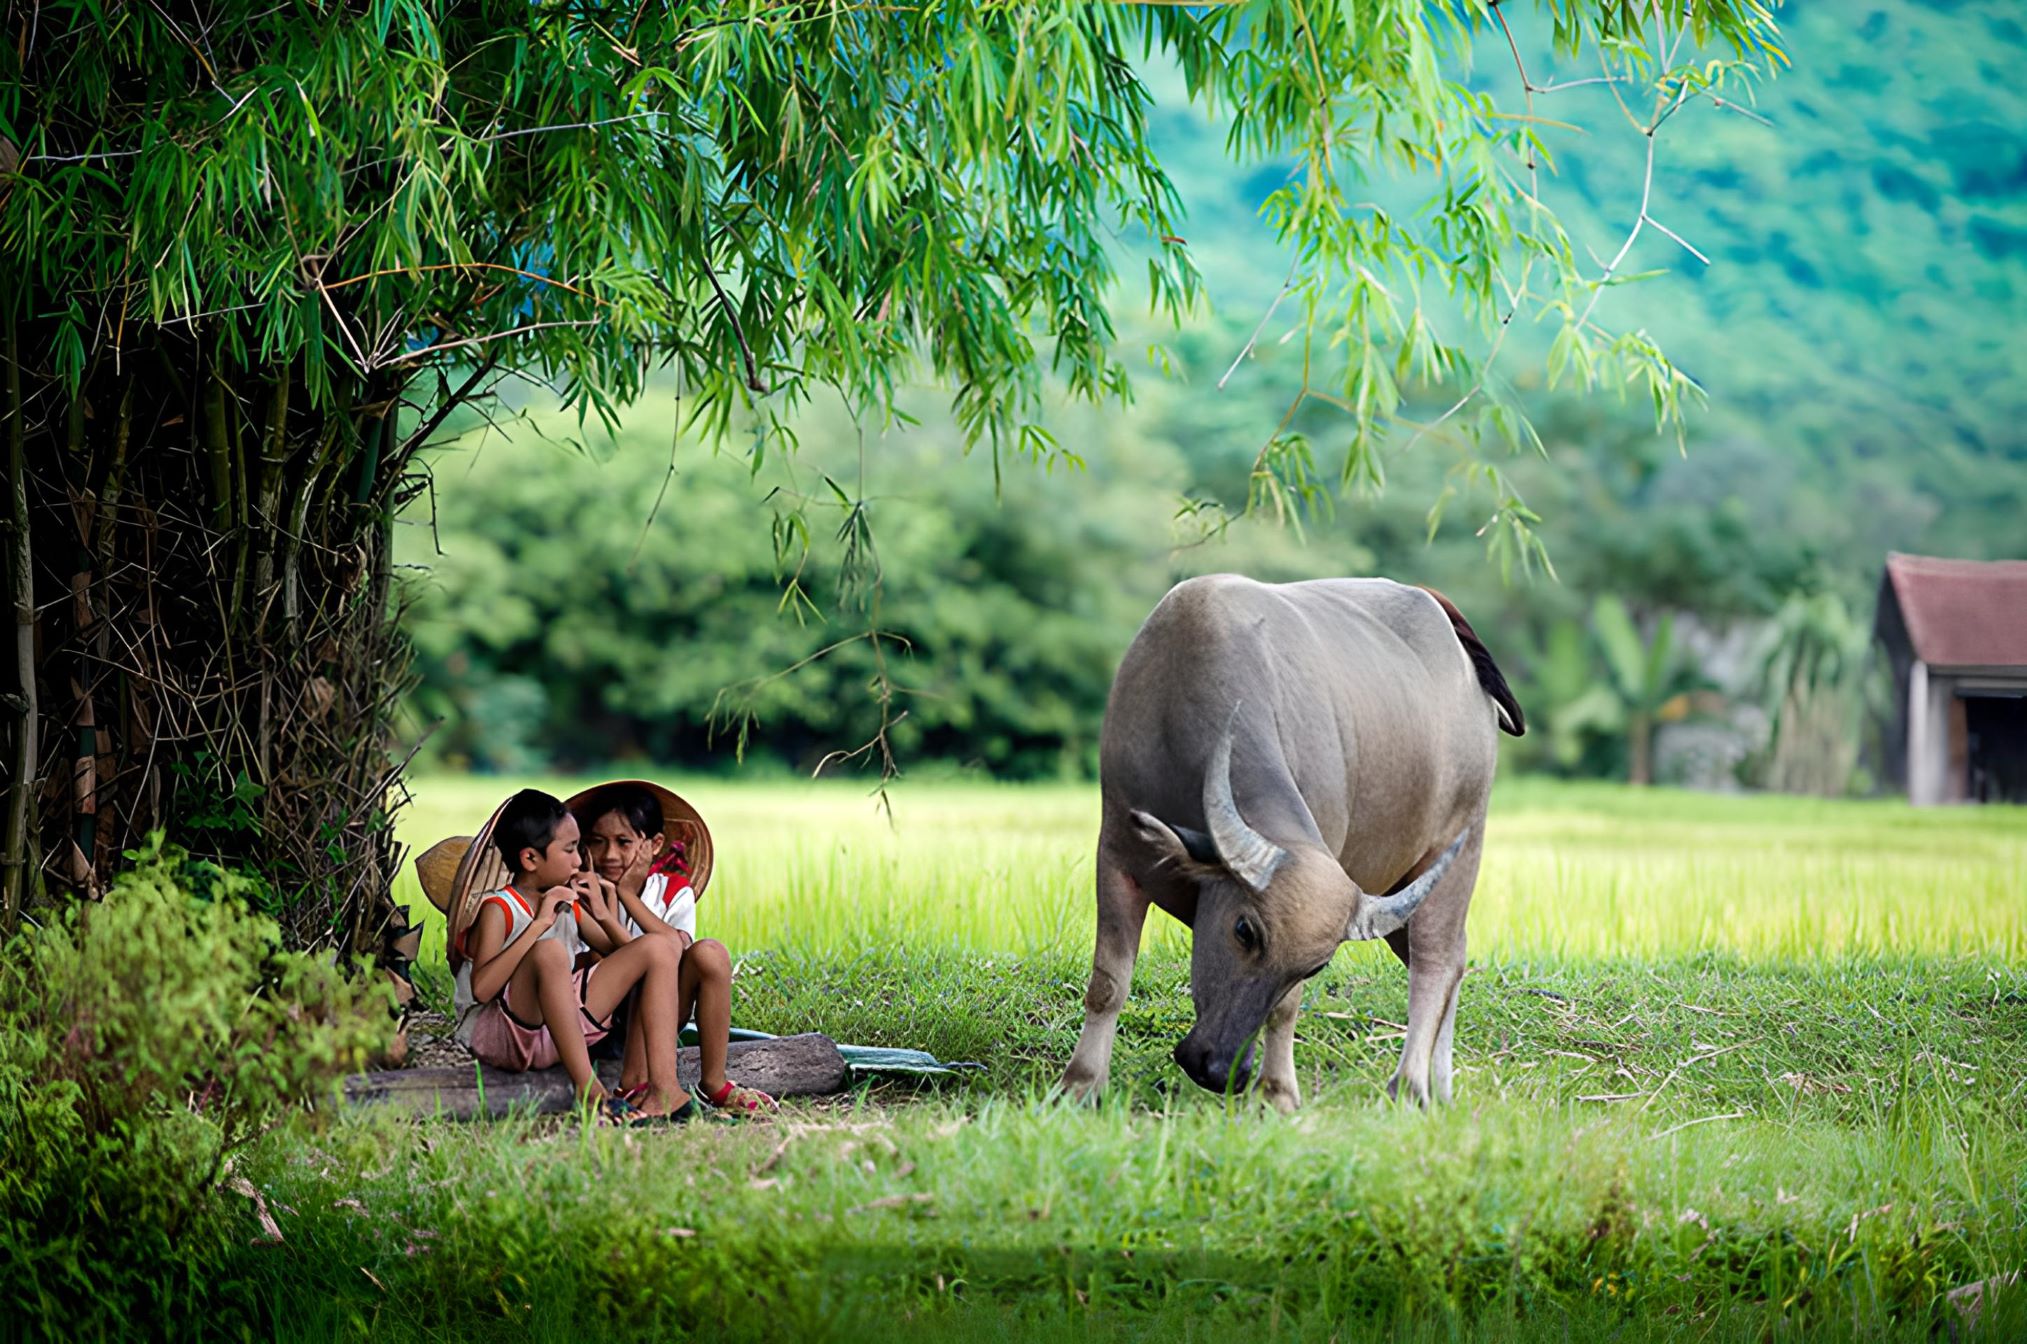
left=0, top=838, right=394, bottom=1336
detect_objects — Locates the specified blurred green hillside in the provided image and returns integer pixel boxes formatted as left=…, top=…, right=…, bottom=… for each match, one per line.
left=398, top=0, right=2026, bottom=786
left=1154, top=0, right=2027, bottom=569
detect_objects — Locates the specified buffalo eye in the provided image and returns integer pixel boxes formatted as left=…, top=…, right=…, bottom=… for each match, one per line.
left=1234, top=915, right=1260, bottom=954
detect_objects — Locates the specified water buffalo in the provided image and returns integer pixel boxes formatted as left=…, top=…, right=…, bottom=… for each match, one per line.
left=1061, top=575, right=1524, bottom=1110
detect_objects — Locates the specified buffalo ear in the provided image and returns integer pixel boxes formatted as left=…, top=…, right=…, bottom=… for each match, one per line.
left=1129, top=810, right=1222, bottom=871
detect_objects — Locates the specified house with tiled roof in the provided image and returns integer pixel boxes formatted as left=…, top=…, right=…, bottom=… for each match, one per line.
left=1874, top=554, right=2027, bottom=804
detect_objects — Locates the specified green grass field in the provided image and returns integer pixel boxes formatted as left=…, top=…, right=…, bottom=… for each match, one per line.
left=246, top=776, right=2025, bottom=1341
left=391, top=774, right=2027, bottom=965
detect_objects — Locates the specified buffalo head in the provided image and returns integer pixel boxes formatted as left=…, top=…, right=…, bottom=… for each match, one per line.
left=1133, top=721, right=1466, bottom=1094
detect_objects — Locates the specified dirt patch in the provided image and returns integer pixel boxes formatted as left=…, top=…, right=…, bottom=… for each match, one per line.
left=401, top=1010, right=476, bottom=1071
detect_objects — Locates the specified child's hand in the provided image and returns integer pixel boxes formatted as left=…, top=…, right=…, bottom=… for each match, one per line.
left=616, top=844, right=652, bottom=901
left=575, top=871, right=621, bottom=924
left=535, top=887, right=575, bottom=929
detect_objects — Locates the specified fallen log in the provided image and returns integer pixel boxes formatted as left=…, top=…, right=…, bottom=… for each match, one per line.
left=343, top=1032, right=851, bottom=1119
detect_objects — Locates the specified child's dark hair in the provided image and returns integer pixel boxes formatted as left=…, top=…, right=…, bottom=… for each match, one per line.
left=576, top=784, right=662, bottom=839
left=493, top=789, right=570, bottom=870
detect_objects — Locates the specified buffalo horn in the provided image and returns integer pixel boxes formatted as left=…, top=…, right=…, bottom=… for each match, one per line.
left=1201, top=721, right=1287, bottom=893
left=1345, top=829, right=1469, bottom=941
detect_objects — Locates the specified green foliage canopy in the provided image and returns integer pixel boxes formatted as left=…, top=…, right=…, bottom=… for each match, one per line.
left=6, top=0, right=1781, bottom=508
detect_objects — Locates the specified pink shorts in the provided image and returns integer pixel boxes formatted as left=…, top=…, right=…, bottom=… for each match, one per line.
left=464, top=961, right=613, bottom=1072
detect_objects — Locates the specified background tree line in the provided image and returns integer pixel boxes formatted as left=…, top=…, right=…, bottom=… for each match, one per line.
left=400, top=366, right=1972, bottom=792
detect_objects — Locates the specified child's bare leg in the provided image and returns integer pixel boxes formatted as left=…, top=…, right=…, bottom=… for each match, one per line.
left=618, top=1002, right=647, bottom=1095
left=516, top=940, right=603, bottom=1103
left=677, top=939, right=735, bottom=1093
left=584, top=936, right=690, bottom=1115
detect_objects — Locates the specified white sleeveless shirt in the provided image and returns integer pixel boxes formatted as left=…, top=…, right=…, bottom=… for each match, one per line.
left=452, top=885, right=585, bottom=1045
left=623, top=871, right=697, bottom=940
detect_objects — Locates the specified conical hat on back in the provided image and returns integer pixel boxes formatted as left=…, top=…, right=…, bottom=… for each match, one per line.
left=420, top=795, right=515, bottom=971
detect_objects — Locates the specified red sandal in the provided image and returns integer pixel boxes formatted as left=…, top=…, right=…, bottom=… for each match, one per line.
left=704, top=1079, right=776, bottom=1114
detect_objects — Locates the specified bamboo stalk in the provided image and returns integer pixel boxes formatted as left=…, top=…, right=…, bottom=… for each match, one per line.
left=204, top=344, right=247, bottom=628
left=352, top=497, right=400, bottom=956
left=284, top=374, right=357, bottom=625
left=3, top=300, right=37, bottom=930
left=281, top=419, right=341, bottom=624
left=69, top=673, right=97, bottom=892
left=252, top=371, right=290, bottom=803
left=203, top=350, right=234, bottom=535
left=65, top=389, right=97, bottom=893
left=95, top=380, right=132, bottom=852
left=352, top=408, right=387, bottom=506
left=251, top=370, right=289, bottom=623
left=97, top=379, right=132, bottom=654
left=394, top=356, right=497, bottom=460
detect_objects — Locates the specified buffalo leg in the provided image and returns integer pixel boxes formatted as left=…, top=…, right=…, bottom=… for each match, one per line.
left=1429, top=961, right=1466, bottom=1105
left=1062, top=860, right=1149, bottom=1099
left=1387, top=824, right=1483, bottom=1107
left=1389, top=955, right=1463, bottom=1106
left=1256, top=980, right=1305, bottom=1113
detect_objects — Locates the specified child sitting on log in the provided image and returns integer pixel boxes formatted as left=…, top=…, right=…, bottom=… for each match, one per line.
left=574, top=782, right=776, bottom=1115
left=452, top=788, right=698, bottom=1124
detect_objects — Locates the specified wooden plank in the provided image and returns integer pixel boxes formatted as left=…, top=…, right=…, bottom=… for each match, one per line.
left=343, top=1032, right=851, bottom=1119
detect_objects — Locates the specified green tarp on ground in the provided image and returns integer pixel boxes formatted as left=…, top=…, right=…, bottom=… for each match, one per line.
left=704, top=1026, right=984, bottom=1079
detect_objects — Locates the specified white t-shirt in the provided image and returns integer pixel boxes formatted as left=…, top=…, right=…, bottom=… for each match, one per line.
left=623, top=871, right=697, bottom=941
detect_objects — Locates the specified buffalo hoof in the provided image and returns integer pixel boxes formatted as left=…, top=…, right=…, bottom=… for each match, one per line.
left=1059, top=1069, right=1105, bottom=1103
left=1386, top=1072, right=1434, bottom=1109
left=1258, top=1075, right=1302, bottom=1114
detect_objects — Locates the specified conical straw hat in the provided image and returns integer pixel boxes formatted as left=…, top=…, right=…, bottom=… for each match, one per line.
left=565, top=779, right=714, bottom=900
left=414, top=836, right=473, bottom=914
left=431, top=795, right=513, bottom=971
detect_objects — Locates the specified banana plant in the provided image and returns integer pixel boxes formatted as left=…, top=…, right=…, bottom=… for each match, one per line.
left=1590, top=595, right=1715, bottom=786
left=1520, top=621, right=1627, bottom=773
left=1751, top=590, right=1881, bottom=796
